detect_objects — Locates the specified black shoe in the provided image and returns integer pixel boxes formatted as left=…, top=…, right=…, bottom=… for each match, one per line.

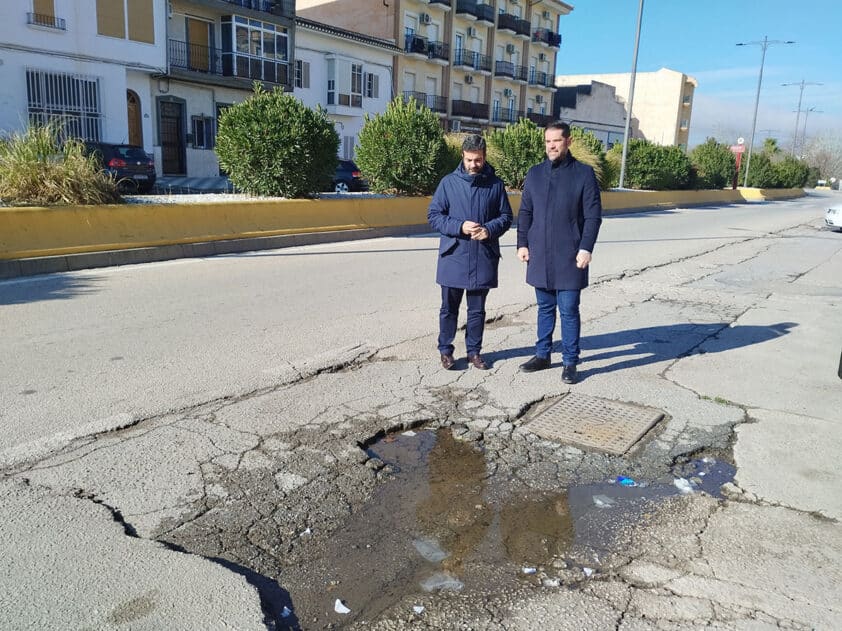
left=562, top=364, right=577, bottom=384
left=520, top=356, right=550, bottom=373
left=467, top=353, right=488, bottom=370
left=440, top=354, right=456, bottom=370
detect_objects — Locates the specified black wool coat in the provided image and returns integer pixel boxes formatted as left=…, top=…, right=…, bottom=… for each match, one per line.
left=428, top=162, right=513, bottom=290
left=516, top=154, right=603, bottom=290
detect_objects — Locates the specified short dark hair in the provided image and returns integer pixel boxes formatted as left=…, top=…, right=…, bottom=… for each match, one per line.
left=461, top=134, right=486, bottom=153
left=545, top=121, right=571, bottom=138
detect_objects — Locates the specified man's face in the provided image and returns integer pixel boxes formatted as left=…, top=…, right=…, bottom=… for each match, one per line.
left=545, top=128, right=571, bottom=161
left=462, top=150, right=486, bottom=175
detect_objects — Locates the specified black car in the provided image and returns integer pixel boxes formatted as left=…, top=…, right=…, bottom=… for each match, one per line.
left=331, top=159, right=368, bottom=193
left=83, top=142, right=156, bottom=193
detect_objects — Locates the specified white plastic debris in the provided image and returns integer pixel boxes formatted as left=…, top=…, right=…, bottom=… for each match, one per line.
left=542, top=578, right=561, bottom=587
left=402, top=430, right=416, bottom=436
left=420, top=572, right=464, bottom=592
left=413, top=605, right=425, bottom=615
left=413, top=537, right=449, bottom=563
left=592, top=494, right=616, bottom=508
left=334, top=599, right=351, bottom=614
left=583, top=567, right=594, bottom=577
left=673, top=477, right=695, bottom=494
left=301, top=527, right=311, bottom=536
left=281, top=606, right=292, bottom=618
left=702, top=457, right=715, bottom=463
left=522, top=567, right=537, bottom=575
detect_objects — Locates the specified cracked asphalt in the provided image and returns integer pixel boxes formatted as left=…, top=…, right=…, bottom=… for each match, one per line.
left=1, top=192, right=841, bottom=629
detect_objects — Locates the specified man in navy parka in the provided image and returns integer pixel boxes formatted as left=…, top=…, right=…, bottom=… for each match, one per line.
left=428, top=134, right=513, bottom=371
left=517, top=122, right=603, bottom=384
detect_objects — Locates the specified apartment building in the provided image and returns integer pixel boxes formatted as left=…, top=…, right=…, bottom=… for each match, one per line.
left=294, top=18, right=399, bottom=160
left=554, top=81, right=626, bottom=148
left=0, top=0, right=167, bottom=152
left=296, top=0, right=571, bottom=133
left=555, top=68, right=697, bottom=150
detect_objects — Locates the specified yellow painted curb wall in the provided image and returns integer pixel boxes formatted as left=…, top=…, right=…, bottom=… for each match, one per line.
left=0, top=188, right=805, bottom=260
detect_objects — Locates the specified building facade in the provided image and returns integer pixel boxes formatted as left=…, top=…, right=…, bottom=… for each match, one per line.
left=555, top=67, right=697, bottom=150
left=554, top=81, right=626, bottom=148
left=296, top=0, right=571, bottom=133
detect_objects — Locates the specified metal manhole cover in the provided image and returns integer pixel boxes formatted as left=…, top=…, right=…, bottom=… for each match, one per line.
left=525, top=393, right=664, bottom=455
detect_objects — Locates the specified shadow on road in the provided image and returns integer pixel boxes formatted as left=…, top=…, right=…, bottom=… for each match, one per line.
left=0, top=275, right=102, bottom=306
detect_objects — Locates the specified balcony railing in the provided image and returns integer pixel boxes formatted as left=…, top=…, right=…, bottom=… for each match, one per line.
left=532, top=28, right=562, bottom=47
left=497, top=13, right=531, bottom=37
left=495, top=61, right=528, bottom=82
left=528, top=69, right=554, bottom=88
left=452, top=99, right=489, bottom=119
left=405, top=34, right=450, bottom=62
left=170, top=39, right=223, bottom=74
left=491, top=106, right=524, bottom=124
left=526, top=112, right=554, bottom=127
left=403, top=91, right=447, bottom=113
left=169, top=39, right=288, bottom=85
left=27, top=12, right=66, bottom=30
left=428, top=0, right=452, bottom=7
left=453, top=49, right=492, bottom=73
left=475, top=2, right=495, bottom=24
left=455, top=0, right=479, bottom=19
left=222, top=0, right=275, bottom=12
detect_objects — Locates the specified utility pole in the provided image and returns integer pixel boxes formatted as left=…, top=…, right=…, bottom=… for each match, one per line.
left=782, top=80, right=822, bottom=156
left=618, top=0, right=644, bottom=190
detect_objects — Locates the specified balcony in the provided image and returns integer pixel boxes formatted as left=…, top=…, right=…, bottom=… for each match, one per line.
left=27, top=12, right=66, bottom=30
left=497, top=13, right=531, bottom=38
left=452, top=99, right=489, bottom=119
left=528, top=69, right=554, bottom=88
left=491, top=106, right=524, bottom=124
left=526, top=112, right=554, bottom=127
left=532, top=27, right=562, bottom=48
left=429, top=0, right=452, bottom=7
left=455, top=0, right=479, bottom=20
left=170, top=39, right=223, bottom=74
left=453, top=49, right=492, bottom=73
left=169, top=38, right=288, bottom=86
left=495, top=61, right=528, bottom=82
left=404, top=33, right=450, bottom=63
left=403, top=91, right=447, bottom=113
left=221, top=0, right=292, bottom=14
left=475, top=2, right=495, bottom=25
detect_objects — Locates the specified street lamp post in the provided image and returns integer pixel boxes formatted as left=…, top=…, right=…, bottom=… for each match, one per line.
left=800, top=106, right=822, bottom=155
left=618, top=0, right=644, bottom=190
left=782, top=80, right=822, bottom=156
left=736, top=36, right=794, bottom=187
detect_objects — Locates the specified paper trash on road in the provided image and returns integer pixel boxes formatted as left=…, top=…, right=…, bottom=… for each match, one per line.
left=673, top=478, right=695, bottom=494
left=592, top=494, right=617, bottom=508
left=334, top=599, right=351, bottom=614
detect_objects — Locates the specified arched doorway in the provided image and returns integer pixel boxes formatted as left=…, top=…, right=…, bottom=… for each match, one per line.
left=127, top=90, right=142, bottom=146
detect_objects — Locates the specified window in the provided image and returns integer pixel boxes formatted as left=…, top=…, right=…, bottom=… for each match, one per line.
left=365, top=72, right=379, bottom=99
left=26, top=69, right=102, bottom=140
left=223, top=15, right=289, bottom=84
left=96, top=0, right=154, bottom=43
left=295, top=60, right=310, bottom=89
left=192, top=115, right=215, bottom=149
left=351, top=64, right=363, bottom=107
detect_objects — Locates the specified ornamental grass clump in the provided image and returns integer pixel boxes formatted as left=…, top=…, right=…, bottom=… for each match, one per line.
left=0, top=123, right=121, bottom=206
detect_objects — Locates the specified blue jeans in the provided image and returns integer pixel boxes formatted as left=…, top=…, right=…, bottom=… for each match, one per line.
left=438, top=286, right=489, bottom=356
left=534, top=287, right=581, bottom=366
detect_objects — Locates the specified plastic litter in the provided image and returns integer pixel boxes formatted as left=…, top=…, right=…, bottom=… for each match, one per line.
left=334, top=599, right=351, bottom=614
left=420, top=572, right=464, bottom=592
left=403, top=430, right=417, bottom=437
left=542, top=578, right=561, bottom=587
left=583, top=567, right=594, bottom=577
left=413, top=537, right=449, bottom=563
left=616, top=475, right=637, bottom=487
left=673, top=477, right=694, bottom=494
left=522, top=567, right=537, bottom=575
left=281, top=606, right=292, bottom=618
left=413, top=605, right=425, bottom=615
left=592, top=494, right=616, bottom=508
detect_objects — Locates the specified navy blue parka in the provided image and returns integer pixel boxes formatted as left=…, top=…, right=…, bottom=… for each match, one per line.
left=517, top=154, right=602, bottom=290
left=428, top=162, right=513, bottom=289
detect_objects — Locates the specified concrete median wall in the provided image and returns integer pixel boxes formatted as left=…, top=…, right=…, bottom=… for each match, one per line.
left=0, top=188, right=804, bottom=265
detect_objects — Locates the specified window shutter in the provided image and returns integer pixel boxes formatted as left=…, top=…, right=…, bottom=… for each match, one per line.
left=303, top=61, right=310, bottom=89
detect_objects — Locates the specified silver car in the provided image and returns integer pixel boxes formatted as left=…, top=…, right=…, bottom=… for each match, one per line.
left=827, top=204, right=842, bottom=231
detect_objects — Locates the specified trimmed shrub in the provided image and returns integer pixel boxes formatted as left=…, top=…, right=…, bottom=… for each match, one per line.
left=773, top=155, right=810, bottom=188
left=215, top=85, right=339, bottom=198
left=441, top=133, right=465, bottom=175
left=690, top=138, right=736, bottom=189
left=355, top=96, right=448, bottom=195
left=0, top=123, right=121, bottom=206
left=739, top=152, right=778, bottom=188
left=609, top=139, right=693, bottom=190
left=484, top=118, right=545, bottom=189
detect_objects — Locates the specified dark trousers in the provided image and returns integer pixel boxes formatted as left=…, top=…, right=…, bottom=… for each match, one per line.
left=438, top=286, right=489, bottom=356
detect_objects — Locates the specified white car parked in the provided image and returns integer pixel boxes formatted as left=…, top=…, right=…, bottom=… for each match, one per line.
left=827, top=205, right=842, bottom=231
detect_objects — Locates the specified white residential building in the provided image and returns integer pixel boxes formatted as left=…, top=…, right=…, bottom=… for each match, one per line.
left=554, top=81, right=626, bottom=148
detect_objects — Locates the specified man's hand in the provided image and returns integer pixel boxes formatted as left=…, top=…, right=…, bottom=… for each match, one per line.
left=470, top=227, right=489, bottom=240
left=517, top=247, right=529, bottom=262
left=461, top=220, right=480, bottom=236
left=576, top=250, right=592, bottom=269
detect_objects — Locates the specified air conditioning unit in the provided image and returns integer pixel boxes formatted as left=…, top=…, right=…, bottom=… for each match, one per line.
left=420, top=12, right=431, bottom=24
left=503, top=88, right=513, bottom=97
left=538, top=53, right=547, bottom=61
left=467, top=26, right=477, bottom=38
left=542, top=10, right=550, bottom=19
left=535, top=94, right=544, bottom=104
left=451, top=120, right=462, bottom=132
left=505, top=43, right=516, bottom=54
left=465, top=74, right=474, bottom=84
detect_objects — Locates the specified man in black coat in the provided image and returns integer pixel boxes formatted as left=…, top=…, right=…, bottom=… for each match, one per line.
left=428, top=134, right=513, bottom=370
left=516, top=122, right=603, bottom=384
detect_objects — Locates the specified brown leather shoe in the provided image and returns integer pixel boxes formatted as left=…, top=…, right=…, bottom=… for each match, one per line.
left=467, top=354, right=488, bottom=370
left=440, top=354, right=456, bottom=370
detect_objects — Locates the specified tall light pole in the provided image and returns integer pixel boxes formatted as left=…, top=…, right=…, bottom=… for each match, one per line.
left=736, top=37, right=794, bottom=187
left=782, top=80, right=822, bottom=155
left=618, top=0, right=644, bottom=190
left=800, top=107, right=822, bottom=155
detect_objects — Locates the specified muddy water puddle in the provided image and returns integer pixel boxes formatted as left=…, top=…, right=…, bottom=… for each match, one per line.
left=274, top=429, right=735, bottom=629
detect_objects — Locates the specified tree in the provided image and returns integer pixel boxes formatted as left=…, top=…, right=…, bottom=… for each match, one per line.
left=802, top=133, right=842, bottom=183
left=689, top=138, right=736, bottom=189
left=569, top=127, right=610, bottom=190
left=355, top=96, right=449, bottom=195
left=773, top=155, right=810, bottom=188
left=607, top=139, right=693, bottom=190
left=484, top=118, right=545, bottom=190
left=215, top=85, right=339, bottom=198
left=739, top=152, right=778, bottom=188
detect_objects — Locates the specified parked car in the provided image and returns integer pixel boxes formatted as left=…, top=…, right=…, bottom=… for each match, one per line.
left=83, top=142, right=156, bottom=193
left=826, top=204, right=842, bottom=232
left=331, top=159, right=368, bottom=193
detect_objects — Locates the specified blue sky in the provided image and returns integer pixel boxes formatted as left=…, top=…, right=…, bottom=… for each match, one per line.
left=556, top=0, right=842, bottom=148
